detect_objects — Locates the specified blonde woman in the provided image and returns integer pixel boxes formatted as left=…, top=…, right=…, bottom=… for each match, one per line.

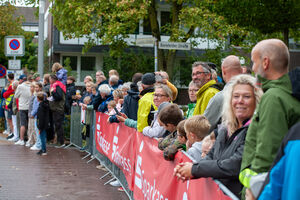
left=174, top=74, right=263, bottom=198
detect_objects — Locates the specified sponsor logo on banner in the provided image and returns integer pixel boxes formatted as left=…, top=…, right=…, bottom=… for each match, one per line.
left=95, top=113, right=232, bottom=200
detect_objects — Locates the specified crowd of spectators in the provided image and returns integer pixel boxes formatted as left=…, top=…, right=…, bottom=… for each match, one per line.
left=1, top=39, right=299, bottom=199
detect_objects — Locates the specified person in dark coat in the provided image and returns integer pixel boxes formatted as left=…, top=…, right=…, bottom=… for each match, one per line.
left=36, top=92, right=50, bottom=155
left=92, top=70, right=108, bottom=111
left=65, top=76, right=76, bottom=115
left=174, top=74, right=263, bottom=198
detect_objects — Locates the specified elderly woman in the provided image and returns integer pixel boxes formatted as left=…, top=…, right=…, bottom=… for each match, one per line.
left=186, top=81, right=200, bottom=118
left=142, top=84, right=173, bottom=138
left=174, top=74, right=263, bottom=197
left=97, top=84, right=113, bottom=113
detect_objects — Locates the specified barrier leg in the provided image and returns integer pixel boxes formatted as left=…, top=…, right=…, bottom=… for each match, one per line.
left=104, top=177, right=116, bottom=185
left=82, top=152, right=91, bottom=160
left=87, top=156, right=95, bottom=164
left=100, top=172, right=111, bottom=179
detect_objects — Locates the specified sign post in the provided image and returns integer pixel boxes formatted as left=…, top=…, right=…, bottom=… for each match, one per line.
left=158, top=41, right=191, bottom=50
left=4, top=36, right=25, bottom=57
left=0, top=64, right=7, bottom=78
left=8, top=60, right=21, bottom=70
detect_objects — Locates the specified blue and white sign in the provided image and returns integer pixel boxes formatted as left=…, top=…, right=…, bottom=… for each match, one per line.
left=4, top=36, right=25, bottom=56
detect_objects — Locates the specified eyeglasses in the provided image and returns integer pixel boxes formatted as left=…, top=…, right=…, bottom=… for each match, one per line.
left=191, top=71, right=207, bottom=77
left=189, top=89, right=199, bottom=93
left=154, top=94, right=167, bottom=98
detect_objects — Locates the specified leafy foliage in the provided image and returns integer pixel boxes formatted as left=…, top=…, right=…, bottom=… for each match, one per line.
left=0, top=3, right=38, bottom=72
left=49, top=0, right=247, bottom=80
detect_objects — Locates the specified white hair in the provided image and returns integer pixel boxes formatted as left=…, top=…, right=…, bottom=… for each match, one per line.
left=98, top=84, right=112, bottom=95
left=222, top=74, right=263, bottom=134
left=120, top=82, right=131, bottom=90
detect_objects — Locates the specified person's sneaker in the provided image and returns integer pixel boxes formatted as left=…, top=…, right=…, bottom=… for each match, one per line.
left=30, top=145, right=41, bottom=151
left=37, top=150, right=47, bottom=156
left=3, top=130, right=9, bottom=135
left=15, top=140, right=25, bottom=145
left=25, top=141, right=31, bottom=147
left=110, top=180, right=121, bottom=187
left=8, top=137, right=19, bottom=142
left=118, top=187, right=125, bottom=192
left=55, top=144, right=66, bottom=148
left=6, top=133, right=14, bottom=140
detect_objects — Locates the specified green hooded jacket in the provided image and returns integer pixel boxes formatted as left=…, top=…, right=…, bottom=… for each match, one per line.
left=241, top=74, right=300, bottom=174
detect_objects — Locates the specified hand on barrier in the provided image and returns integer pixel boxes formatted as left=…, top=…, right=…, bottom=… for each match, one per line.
left=116, top=112, right=127, bottom=122
left=174, top=162, right=193, bottom=182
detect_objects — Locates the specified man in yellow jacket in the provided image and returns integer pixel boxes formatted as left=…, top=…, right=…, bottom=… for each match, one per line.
left=137, top=73, right=157, bottom=132
left=192, top=62, right=219, bottom=116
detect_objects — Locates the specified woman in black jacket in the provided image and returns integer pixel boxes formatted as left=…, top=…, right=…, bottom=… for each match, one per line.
left=174, top=74, right=263, bottom=197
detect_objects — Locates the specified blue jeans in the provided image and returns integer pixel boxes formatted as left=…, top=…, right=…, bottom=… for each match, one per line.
left=35, top=119, right=41, bottom=148
left=40, top=129, right=47, bottom=152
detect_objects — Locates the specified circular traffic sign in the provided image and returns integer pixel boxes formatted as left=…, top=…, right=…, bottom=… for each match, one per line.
left=9, top=39, right=20, bottom=50
left=0, top=64, right=7, bottom=78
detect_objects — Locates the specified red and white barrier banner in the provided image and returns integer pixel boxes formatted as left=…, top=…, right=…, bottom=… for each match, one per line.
left=95, top=113, right=136, bottom=190
left=95, top=113, right=231, bottom=200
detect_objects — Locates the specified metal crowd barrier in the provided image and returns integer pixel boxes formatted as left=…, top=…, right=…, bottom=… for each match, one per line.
left=68, top=106, right=238, bottom=200
left=67, top=106, right=134, bottom=199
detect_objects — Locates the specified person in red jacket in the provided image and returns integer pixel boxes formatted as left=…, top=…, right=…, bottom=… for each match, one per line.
left=3, top=73, right=14, bottom=138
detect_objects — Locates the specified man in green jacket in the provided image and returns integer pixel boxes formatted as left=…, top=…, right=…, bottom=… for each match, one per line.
left=239, top=39, right=300, bottom=196
left=192, top=61, right=219, bottom=115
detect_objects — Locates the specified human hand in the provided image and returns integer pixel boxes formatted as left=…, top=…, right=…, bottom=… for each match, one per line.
left=72, top=102, right=78, bottom=106
left=116, top=115, right=126, bottom=122
left=245, top=188, right=256, bottom=200
left=174, top=162, right=193, bottom=181
left=118, top=99, right=124, bottom=105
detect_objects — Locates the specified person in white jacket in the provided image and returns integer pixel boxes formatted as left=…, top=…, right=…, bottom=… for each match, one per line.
left=14, top=77, right=31, bottom=145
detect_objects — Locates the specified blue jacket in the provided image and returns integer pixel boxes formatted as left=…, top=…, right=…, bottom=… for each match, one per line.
left=259, top=122, right=300, bottom=200
left=56, top=68, right=68, bottom=85
left=31, top=96, right=39, bottom=118
left=97, top=94, right=113, bottom=113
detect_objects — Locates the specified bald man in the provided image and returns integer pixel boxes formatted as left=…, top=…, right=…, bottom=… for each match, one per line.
left=239, top=39, right=300, bottom=194
left=204, top=55, right=243, bottom=131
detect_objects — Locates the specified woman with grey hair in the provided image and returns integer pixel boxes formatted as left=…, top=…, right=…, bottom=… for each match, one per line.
left=142, top=84, right=172, bottom=138
left=174, top=74, right=263, bottom=198
left=97, top=84, right=113, bottom=113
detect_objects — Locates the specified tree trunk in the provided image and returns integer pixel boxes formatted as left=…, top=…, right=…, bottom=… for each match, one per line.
left=166, top=50, right=176, bottom=79
left=283, top=28, right=289, bottom=49
left=148, top=1, right=165, bottom=71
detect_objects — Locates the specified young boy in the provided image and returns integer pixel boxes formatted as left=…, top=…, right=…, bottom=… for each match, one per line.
left=163, top=119, right=187, bottom=160
left=157, top=104, right=184, bottom=158
left=184, top=115, right=211, bottom=163
left=201, top=135, right=215, bottom=158
left=36, top=92, right=50, bottom=155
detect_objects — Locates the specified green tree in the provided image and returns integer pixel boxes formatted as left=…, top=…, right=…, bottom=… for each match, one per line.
left=49, top=0, right=246, bottom=79
left=212, top=0, right=300, bottom=47
left=0, top=3, right=38, bottom=72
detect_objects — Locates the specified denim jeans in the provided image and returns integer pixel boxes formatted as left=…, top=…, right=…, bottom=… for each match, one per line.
left=34, top=119, right=41, bottom=148
left=40, top=129, right=47, bottom=152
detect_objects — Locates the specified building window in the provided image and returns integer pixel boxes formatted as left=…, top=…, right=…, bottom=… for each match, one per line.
left=80, top=56, right=96, bottom=81
left=143, top=18, right=152, bottom=35
left=160, top=11, right=171, bottom=35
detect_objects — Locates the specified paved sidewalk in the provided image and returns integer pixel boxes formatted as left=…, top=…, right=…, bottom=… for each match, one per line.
left=0, top=134, right=128, bottom=200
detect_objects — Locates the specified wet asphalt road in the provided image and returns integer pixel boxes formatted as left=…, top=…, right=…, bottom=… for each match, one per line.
left=0, top=133, right=128, bottom=200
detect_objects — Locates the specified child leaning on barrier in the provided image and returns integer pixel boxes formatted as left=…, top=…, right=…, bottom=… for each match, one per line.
left=157, top=104, right=184, bottom=159
left=185, top=115, right=210, bottom=163
left=80, top=96, right=93, bottom=150
left=163, top=119, right=187, bottom=161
